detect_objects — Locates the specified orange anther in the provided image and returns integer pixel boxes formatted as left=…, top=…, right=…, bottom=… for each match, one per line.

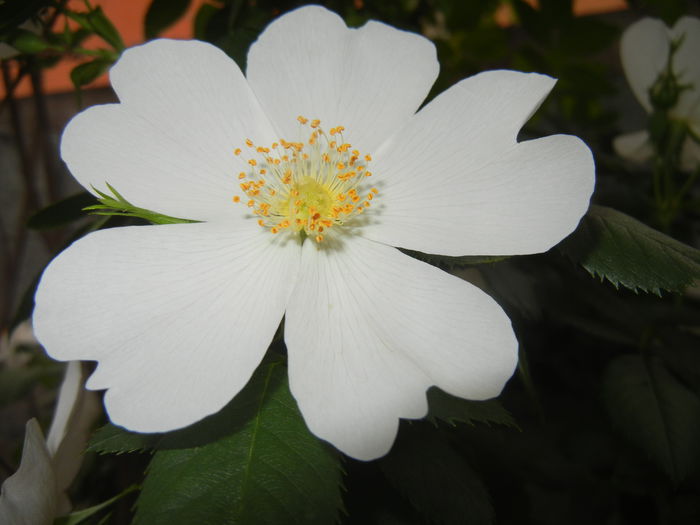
left=232, top=196, right=240, bottom=203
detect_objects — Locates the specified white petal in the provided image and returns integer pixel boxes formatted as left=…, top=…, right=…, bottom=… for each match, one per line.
left=246, top=5, right=438, bottom=153
left=62, top=39, right=276, bottom=221
left=46, top=361, right=83, bottom=455
left=45, top=361, right=100, bottom=515
left=613, top=129, right=654, bottom=163
left=0, top=420, right=57, bottom=525
left=361, top=72, right=594, bottom=256
left=33, top=222, right=300, bottom=432
left=285, top=237, right=518, bottom=460
left=671, top=17, right=700, bottom=118
left=620, top=18, right=670, bottom=113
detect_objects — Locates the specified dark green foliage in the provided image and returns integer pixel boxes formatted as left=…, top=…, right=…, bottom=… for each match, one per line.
left=602, top=354, right=700, bottom=485
left=144, top=0, right=192, bottom=39
left=0, top=0, right=51, bottom=39
left=380, top=424, right=494, bottom=525
left=561, top=205, right=700, bottom=294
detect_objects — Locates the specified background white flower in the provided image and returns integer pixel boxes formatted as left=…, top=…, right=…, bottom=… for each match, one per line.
left=614, top=16, right=700, bottom=170
left=32, top=6, right=594, bottom=460
left=0, top=362, right=100, bottom=524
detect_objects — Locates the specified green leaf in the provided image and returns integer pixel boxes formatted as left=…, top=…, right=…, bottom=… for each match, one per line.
left=86, top=184, right=198, bottom=225
left=70, top=58, right=111, bottom=89
left=87, top=423, right=159, bottom=455
left=54, top=485, right=138, bottom=525
left=132, top=360, right=343, bottom=525
left=144, top=0, right=191, bottom=39
left=9, top=28, right=48, bottom=54
left=381, top=424, right=494, bottom=525
left=601, top=354, right=700, bottom=484
left=65, top=6, right=124, bottom=51
left=561, top=205, right=700, bottom=294
left=193, top=2, right=220, bottom=40
left=426, top=387, right=518, bottom=429
left=86, top=6, right=124, bottom=51
left=27, top=192, right=97, bottom=230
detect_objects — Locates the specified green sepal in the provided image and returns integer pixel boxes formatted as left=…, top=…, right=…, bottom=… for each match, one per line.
left=401, top=249, right=509, bottom=270
left=53, top=485, right=138, bottom=525
left=85, top=184, right=198, bottom=225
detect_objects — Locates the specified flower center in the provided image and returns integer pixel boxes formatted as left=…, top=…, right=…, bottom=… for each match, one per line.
left=232, top=117, right=378, bottom=243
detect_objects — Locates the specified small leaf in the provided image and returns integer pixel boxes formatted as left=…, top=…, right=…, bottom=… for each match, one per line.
left=27, top=192, right=97, bottom=230
left=9, top=28, right=47, bottom=54
left=561, top=205, right=700, bottom=294
left=381, top=424, right=494, bottom=525
left=86, top=6, right=124, bottom=51
left=426, top=387, right=518, bottom=429
left=70, top=58, right=110, bottom=89
left=66, top=7, right=124, bottom=51
left=132, top=360, right=343, bottom=525
left=144, top=0, right=191, bottom=39
left=602, top=354, right=700, bottom=484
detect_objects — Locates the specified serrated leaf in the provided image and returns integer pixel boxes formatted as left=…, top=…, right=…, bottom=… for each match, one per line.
left=381, top=424, right=494, bottom=525
left=132, top=360, right=343, bottom=525
left=27, top=192, right=97, bottom=230
left=87, top=423, right=158, bottom=455
left=602, top=354, right=700, bottom=484
left=561, top=205, right=700, bottom=294
left=144, top=0, right=191, bottom=39
left=426, top=387, right=518, bottom=429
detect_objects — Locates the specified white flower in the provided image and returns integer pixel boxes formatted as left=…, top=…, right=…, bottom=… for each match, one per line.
left=614, top=16, right=700, bottom=170
left=32, top=6, right=594, bottom=460
left=0, top=362, right=100, bottom=524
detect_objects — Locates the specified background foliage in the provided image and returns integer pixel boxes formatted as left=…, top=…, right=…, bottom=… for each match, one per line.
left=2, top=0, right=700, bottom=524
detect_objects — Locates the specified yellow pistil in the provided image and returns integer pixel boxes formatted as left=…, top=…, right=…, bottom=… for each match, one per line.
left=231, top=117, right=378, bottom=243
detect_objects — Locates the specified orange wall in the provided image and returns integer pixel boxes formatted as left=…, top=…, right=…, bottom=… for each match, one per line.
left=5, top=0, right=628, bottom=98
